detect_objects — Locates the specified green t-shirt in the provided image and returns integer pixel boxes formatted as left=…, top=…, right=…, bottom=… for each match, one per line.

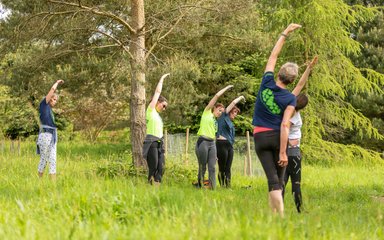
left=146, top=106, right=163, bottom=138
left=197, top=109, right=217, bottom=139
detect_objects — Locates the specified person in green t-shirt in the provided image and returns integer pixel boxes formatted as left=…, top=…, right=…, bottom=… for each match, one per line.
left=195, top=85, right=233, bottom=190
left=142, top=73, right=170, bottom=185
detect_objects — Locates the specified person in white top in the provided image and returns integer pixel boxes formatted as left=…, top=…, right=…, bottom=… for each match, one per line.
left=283, top=93, right=308, bottom=213
left=282, top=55, right=318, bottom=213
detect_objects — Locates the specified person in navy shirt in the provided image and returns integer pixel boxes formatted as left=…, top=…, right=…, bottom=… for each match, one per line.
left=37, top=79, right=64, bottom=180
left=216, top=95, right=245, bottom=187
left=252, top=23, right=302, bottom=217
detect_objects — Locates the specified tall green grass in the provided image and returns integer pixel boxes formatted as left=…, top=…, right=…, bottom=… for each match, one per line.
left=0, top=138, right=383, bottom=239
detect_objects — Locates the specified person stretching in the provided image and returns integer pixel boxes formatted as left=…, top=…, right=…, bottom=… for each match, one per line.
left=283, top=56, right=318, bottom=213
left=252, top=23, right=302, bottom=217
left=142, top=73, right=170, bottom=186
left=216, top=95, right=245, bottom=187
left=195, top=85, right=233, bottom=189
left=37, top=79, right=64, bottom=180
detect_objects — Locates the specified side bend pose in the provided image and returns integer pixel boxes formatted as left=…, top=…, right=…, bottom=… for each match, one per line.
left=37, top=79, right=64, bottom=180
left=283, top=56, right=318, bottom=213
left=252, top=23, right=301, bottom=217
left=195, top=85, right=233, bottom=189
left=216, top=95, right=245, bottom=187
left=142, top=73, right=170, bottom=186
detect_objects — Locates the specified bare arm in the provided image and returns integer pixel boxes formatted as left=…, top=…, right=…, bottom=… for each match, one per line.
left=226, top=95, right=245, bottom=114
left=46, top=79, right=64, bottom=103
left=265, top=23, right=302, bottom=73
left=205, top=85, right=233, bottom=111
left=278, top=105, right=295, bottom=167
left=149, top=73, right=170, bottom=109
left=292, top=56, right=318, bottom=96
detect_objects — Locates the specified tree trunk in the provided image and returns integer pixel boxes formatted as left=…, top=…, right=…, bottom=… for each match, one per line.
left=130, top=0, right=146, bottom=167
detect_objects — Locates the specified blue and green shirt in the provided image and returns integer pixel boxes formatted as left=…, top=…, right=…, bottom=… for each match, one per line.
left=252, top=72, right=296, bottom=130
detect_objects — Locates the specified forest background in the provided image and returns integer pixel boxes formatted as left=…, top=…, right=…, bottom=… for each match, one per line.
left=0, top=0, right=383, bottom=166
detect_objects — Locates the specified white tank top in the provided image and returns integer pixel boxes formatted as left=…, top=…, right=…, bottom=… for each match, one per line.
left=288, top=111, right=302, bottom=143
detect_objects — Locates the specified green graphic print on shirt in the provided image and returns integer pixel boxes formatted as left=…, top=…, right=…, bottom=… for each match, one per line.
left=261, top=88, right=281, bottom=115
left=51, top=111, right=55, bottom=125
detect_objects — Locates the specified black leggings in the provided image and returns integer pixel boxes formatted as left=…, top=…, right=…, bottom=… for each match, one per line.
left=216, top=139, right=234, bottom=187
left=283, top=146, right=302, bottom=213
left=254, top=130, right=285, bottom=192
left=146, top=141, right=165, bottom=183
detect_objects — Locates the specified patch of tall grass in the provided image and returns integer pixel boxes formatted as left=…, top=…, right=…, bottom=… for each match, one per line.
left=0, top=137, right=383, bottom=239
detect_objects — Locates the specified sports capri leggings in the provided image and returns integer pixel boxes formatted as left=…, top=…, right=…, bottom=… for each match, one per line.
left=216, top=139, right=234, bottom=187
left=283, top=146, right=302, bottom=213
left=146, top=141, right=165, bottom=183
left=254, top=130, right=286, bottom=192
left=195, top=137, right=217, bottom=189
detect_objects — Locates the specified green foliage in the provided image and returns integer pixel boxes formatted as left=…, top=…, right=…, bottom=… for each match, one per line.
left=96, top=158, right=145, bottom=179
left=329, top=1, right=384, bottom=152
left=96, top=155, right=195, bottom=182
left=303, top=139, right=383, bottom=166
left=258, top=0, right=384, bottom=161
left=1, top=0, right=383, bottom=162
left=0, top=85, right=38, bottom=139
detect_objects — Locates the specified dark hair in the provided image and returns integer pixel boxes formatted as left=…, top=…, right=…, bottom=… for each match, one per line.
left=295, top=93, right=308, bottom=111
left=230, top=106, right=240, bottom=114
left=214, top=103, right=225, bottom=110
left=158, top=95, right=167, bottom=103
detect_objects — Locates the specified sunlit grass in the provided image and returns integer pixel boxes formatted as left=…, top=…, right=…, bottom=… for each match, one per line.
left=0, top=138, right=383, bottom=239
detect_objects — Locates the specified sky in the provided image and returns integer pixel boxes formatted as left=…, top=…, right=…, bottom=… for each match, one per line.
left=0, top=2, right=10, bottom=20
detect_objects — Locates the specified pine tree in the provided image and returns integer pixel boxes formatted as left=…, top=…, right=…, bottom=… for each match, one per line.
left=259, top=0, right=384, bottom=164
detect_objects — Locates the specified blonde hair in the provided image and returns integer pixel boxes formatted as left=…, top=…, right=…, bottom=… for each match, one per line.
left=278, top=62, right=299, bottom=85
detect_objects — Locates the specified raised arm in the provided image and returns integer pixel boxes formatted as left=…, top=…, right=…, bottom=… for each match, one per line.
left=265, top=23, right=302, bottom=73
left=278, top=105, right=295, bottom=167
left=46, top=79, right=64, bottom=103
left=205, top=85, right=233, bottom=111
left=292, top=56, right=318, bottom=96
left=226, top=95, right=245, bottom=114
left=149, top=73, right=170, bottom=109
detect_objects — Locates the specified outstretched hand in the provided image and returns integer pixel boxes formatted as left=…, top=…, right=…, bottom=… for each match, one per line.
left=284, top=23, right=302, bottom=34
left=308, top=56, right=319, bottom=69
left=160, top=73, right=170, bottom=81
left=226, top=85, right=234, bottom=90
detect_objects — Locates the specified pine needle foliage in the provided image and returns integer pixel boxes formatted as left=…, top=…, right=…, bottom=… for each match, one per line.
left=259, top=0, right=384, bottom=164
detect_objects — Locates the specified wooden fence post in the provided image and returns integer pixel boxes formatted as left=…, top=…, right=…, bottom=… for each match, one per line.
left=10, top=140, right=14, bottom=154
left=246, top=131, right=252, bottom=176
left=17, top=137, right=21, bottom=156
left=185, top=128, right=189, bottom=165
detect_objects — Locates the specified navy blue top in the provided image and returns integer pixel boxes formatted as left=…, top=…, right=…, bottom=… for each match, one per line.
left=216, top=112, right=235, bottom=145
left=39, top=97, right=56, bottom=128
left=252, top=72, right=296, bottom=130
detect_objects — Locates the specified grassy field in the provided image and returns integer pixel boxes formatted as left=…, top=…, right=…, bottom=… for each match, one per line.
left=0, top=138, right=383, bottom=239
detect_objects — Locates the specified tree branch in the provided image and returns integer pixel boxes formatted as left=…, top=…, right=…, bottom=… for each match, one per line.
left=47, top=0, right=136, bottom=34
left=145, top=11, right=185, bottom=60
